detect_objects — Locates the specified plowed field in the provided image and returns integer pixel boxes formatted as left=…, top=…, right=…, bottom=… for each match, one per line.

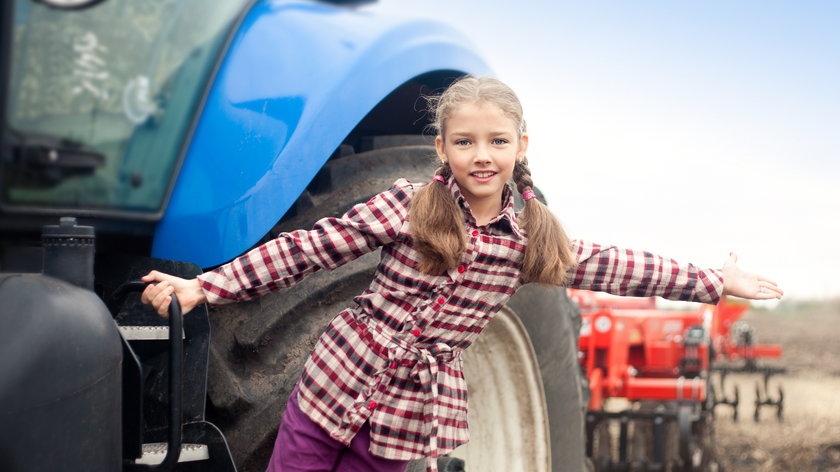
left=715, top=299, right=840, bottom=471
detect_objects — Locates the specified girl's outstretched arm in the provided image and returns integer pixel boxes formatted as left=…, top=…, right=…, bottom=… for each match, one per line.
left=568, top=240, right=782, bottom=303
left=569, top=240, right=723, bottom=303
left=180, top=179, right=414, bottom=306
left=140, top=271, right=207, bottom=317
left=721, top=252, right=783, bottom=300
left=139, top=180, right=413, bottom=316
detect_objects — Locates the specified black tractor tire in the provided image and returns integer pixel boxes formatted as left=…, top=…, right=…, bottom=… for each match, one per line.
left=205, top=140, right=587, bottom=472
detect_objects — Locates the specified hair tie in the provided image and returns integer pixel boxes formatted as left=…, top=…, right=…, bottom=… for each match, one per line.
left=522, top=189, right=536, bottom=201
left=432, top=175, right=446, bottom=184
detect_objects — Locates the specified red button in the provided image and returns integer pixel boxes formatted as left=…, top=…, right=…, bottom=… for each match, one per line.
left=390, top=361, right=397, bottom=369
left=457, top=265, right=466, bottom=273
left=471, top=230, right=479, bottom=237
left=412, top=329, right=421, bottom=336
left=368, top=401, right=377, bottom=409
left=437, top=296, right=445, bottom=304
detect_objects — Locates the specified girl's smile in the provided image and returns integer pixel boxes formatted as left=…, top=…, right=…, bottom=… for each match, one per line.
left=469, top=170, right=497, bottom=182
left=435, top=102, right=528, bottom=224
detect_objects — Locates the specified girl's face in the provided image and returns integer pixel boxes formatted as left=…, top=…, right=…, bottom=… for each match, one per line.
left=435, top=101, right=528, bottom=216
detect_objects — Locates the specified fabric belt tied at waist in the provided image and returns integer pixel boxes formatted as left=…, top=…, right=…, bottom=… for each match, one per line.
left=408, top=344, right=455, bottom=472
left=346, top=310, right=459, bottom=472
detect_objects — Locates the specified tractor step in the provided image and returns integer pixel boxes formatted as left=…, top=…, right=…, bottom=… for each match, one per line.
left=118, top=325, right=183, bottom=341
left=134, top=442, right=209, bottom=465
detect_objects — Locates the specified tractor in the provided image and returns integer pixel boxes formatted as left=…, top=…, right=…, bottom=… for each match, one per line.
left=0, top=1, right=587, bottom=471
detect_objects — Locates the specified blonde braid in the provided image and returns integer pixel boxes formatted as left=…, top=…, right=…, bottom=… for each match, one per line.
left=409, top=163, right=465, bottom=274
left=513, top=158, right=577, bottom=285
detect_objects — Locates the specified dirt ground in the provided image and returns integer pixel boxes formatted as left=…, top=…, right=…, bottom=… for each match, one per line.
left=714, top=298, right=840, bottom=472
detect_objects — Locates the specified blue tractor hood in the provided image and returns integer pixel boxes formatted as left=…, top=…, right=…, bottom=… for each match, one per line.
left=152, top=0, right=489, bottom=268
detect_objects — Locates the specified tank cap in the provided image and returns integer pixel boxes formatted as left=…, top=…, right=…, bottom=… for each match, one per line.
left=42, top=217, right=95, bottom=238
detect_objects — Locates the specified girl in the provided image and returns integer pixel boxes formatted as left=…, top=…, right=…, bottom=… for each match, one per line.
left=141, top=76, right=782, bottom=472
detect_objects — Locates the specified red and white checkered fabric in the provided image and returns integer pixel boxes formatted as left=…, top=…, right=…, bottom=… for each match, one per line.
left=197, top=178, right=723, bottom=465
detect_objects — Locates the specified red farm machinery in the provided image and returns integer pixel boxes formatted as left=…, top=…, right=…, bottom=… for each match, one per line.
left=570, top=289, right=785, bottom=472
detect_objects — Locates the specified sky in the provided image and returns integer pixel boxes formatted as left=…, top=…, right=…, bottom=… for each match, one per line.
left=369, top=1, right=840, bottom=301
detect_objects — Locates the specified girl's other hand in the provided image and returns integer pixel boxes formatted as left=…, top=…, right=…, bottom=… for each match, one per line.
left=721, top=253, right=783, bottom=300
left=140, top=271, right=207, bottom=317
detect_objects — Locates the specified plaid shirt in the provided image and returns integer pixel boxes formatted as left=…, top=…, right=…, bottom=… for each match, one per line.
left=197, top=178, right=723, bottom=466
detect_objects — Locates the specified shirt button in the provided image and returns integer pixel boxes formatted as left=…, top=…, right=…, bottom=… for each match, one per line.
left=437, top=296, right=445, bottom=304
left=471, top=230, right=479, bottom=237
left=390, top=361, right=397, bottom=369
left=369, top=401, right=377, bottom=409
left=412, top=329, right=421, bottom=336
left=457, top=265, right=466, bottom=273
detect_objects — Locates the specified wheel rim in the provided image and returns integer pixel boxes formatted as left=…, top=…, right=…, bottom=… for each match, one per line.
left=450, top=306, right=551, bottom=472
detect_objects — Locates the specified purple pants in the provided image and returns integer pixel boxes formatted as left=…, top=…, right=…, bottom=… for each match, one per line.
left=266, top=383, right=411, bottom=472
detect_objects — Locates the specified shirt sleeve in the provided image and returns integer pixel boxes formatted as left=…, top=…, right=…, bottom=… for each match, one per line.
left=567, top=239, right=724, bottom=304
left=197, top=179, right=415, bottom=305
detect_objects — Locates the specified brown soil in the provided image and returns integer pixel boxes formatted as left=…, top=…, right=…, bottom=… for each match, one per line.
left=714, top=299, right=840, bottom=472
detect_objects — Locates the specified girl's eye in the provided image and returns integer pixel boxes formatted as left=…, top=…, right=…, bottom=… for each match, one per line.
left=455, top=139, right=471, bottom=146
left=492, top=138, right=508, bottom=145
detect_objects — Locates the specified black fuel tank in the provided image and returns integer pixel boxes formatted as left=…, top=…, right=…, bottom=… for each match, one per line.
left=0, top=273, right=122, bottom=472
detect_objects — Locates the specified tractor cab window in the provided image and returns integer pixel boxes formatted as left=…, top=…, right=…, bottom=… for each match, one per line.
left=2, top=0, right=247, bottom=213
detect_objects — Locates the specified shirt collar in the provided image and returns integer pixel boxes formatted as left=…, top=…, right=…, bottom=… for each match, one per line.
left=445, top=176, right=525, bottom=240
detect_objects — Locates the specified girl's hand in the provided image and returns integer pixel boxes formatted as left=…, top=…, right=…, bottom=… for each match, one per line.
left=140, top=271, right=207, bottom=317
left=721, top=253, right=783, bottom=300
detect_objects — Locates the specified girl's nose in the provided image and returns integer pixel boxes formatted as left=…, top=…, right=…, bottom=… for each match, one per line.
left=473, top=144, right=491, bottom=163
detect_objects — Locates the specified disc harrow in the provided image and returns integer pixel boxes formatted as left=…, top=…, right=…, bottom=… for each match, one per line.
left=570, top=290, right=785, bottom=471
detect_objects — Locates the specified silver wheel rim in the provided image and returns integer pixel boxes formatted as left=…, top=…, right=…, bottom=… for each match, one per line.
left=451, top=306, right=551, bottom=472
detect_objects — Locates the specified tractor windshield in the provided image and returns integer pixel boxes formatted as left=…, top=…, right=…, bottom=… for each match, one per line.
left=3, top=0, right=248, bottom=213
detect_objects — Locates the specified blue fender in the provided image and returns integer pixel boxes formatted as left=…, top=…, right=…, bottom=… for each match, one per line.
left=151, top=0, right=489, bottom=268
